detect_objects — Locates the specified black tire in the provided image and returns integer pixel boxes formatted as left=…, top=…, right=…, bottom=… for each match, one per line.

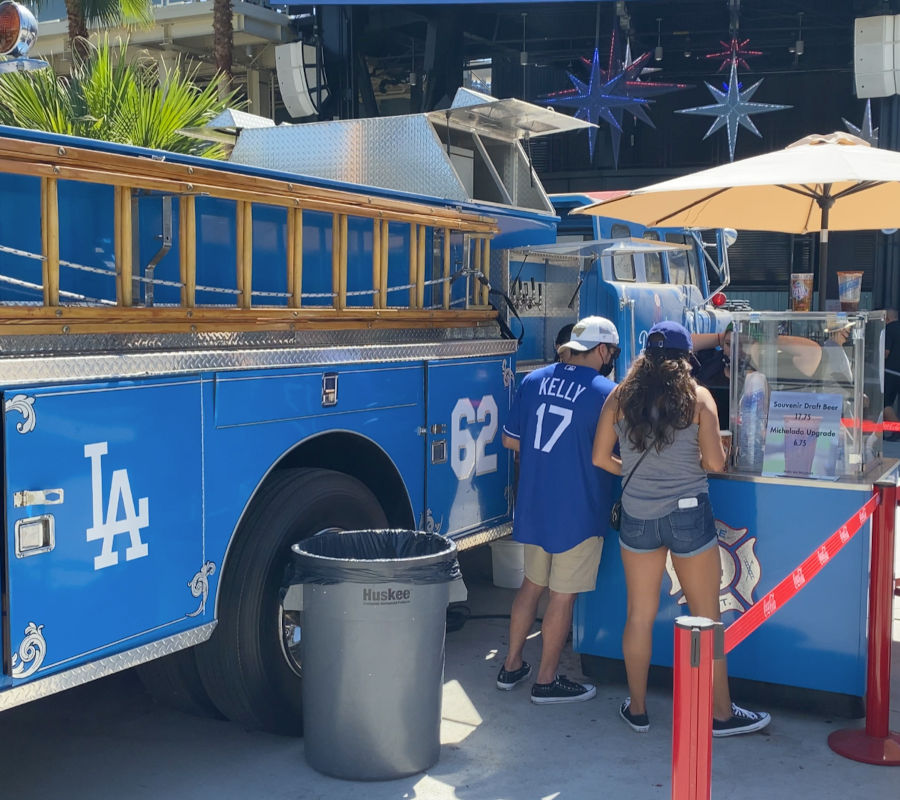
left=194, top=467, right=388, bottom=735
left=135, top=648, right=225, bottom=720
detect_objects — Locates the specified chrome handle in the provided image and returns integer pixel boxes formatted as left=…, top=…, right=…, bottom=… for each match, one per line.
left=14, top=488, right=64, bottom=507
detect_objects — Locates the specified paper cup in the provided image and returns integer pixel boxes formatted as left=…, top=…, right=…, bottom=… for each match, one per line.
left=720, top=430, right=732, bottom=465
left=836, top=271, right=863, bottom=311
left=783, top=415, right=822, bottom=477
left=790, top=273, right=814, bottom=311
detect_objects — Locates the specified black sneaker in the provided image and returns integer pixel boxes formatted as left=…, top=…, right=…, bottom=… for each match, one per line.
left=496, top=661, right=532, bottom=690
left=619, top=698, right=650, bottom=732
left=712, top=703, right=771, bottom=737
left=530, top=675, right=596, bottom=705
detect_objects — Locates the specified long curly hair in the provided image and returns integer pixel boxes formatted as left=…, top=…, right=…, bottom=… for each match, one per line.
left=617, top=348, right=697, bottom=453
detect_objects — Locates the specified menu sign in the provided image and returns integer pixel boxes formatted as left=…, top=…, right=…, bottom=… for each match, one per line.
left=762, top=391, right=843, bottom=479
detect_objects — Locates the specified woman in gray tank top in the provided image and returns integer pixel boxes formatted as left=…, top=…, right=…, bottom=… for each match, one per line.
left=592, top=321, right=771, bottom=738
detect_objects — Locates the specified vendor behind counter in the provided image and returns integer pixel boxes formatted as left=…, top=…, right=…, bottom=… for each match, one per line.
left=695, top=347, right=731, bottom=429
left=692, top=330, right=731, bottom=430
left=691, top=323, right=851, bottom=433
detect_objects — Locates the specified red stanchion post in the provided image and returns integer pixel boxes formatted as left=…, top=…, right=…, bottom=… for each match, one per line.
left=828, top=480, right=900, bottom=764
left=672, top=616, right=721, bottom=800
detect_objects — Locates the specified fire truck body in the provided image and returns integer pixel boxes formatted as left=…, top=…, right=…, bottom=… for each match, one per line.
left=0, top=94, right=581, bottom=732
left=0, top=89, right=731, bottom=733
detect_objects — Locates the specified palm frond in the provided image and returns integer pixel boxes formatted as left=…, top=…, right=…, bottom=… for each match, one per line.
left=0, top=36, right=241, bottom=159
left=80, top=0, right=152, bottom=27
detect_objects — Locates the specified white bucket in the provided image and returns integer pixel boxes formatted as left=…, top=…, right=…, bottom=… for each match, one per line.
left=489, top=538, right=525, bottom=589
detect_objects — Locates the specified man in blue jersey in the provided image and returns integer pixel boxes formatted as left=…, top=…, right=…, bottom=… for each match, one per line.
left=496, top=316, right=619, bottom=704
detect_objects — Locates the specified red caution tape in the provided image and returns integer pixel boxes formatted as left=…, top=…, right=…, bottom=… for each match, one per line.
left=723, top=493, right=879, bottom=653
left=840, top=418, right=900, bottom=433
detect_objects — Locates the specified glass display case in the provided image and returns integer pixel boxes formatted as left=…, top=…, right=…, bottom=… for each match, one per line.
left=727, top=310, right=885, bottom=480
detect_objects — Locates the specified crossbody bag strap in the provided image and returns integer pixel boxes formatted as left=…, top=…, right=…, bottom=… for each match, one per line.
left=620, top=445, right=652, bottom=493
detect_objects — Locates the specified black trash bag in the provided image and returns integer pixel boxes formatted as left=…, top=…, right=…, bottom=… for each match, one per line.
left=289, top=529, right=460, bottom=586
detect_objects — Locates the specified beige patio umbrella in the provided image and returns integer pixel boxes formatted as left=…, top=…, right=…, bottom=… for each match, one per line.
left=574, top=132, right=900, bottom=310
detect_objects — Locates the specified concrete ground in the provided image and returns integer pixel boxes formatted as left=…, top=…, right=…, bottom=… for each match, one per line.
left=0, top=540, right=896, bottom=799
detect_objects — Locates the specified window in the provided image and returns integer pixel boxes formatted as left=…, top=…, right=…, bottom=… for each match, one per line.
left=463, top=59, right=492, bottom=94
left=665, top=233, right=698, bottom=287
left=642, top=231, right=663, bottom=283
left=611, top=223, right=635, bottom=281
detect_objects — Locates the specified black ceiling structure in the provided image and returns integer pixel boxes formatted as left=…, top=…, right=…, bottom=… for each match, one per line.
left=295, top=1, right=900, bottom=304
left=302, top=2, right=897, bottom=174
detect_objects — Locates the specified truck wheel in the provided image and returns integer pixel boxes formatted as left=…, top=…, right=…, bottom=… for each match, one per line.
left=135, top=648, right=225, bottom=719
left=195, top=467, right=388, bottom=735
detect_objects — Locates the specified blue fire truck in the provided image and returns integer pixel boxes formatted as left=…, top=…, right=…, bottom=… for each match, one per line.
left=0, top=86, right=733, bottom=735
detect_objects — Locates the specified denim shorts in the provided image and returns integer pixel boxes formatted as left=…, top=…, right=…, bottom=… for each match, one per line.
left=619, top=493, right=718, bottom=557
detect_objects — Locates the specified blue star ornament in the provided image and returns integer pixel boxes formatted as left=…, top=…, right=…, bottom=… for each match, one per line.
left=676, top=61, right=791, bottom=161
left=607, top=41, right=689, bottom=165
left=544, top=28, right=688, bottom=166
left=544, top=47, right=650, bottom=161
left=842, top=99, right=878, bottom=147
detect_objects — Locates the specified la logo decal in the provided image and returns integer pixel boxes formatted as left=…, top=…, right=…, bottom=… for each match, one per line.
left=84, top=442, right=150, bottom=570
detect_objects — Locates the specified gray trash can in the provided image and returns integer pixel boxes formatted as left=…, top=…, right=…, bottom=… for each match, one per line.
left=290, top=529, right=459, bottom=781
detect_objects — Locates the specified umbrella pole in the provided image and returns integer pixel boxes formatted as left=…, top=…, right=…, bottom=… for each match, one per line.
left=818, top=232, right=829, bottom=311
left=817, top=194, right=834, bottom=312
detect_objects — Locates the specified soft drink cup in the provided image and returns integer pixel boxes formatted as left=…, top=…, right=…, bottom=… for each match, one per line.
left=836, top=271, right=863, bottom=312
left=719, top=430, right=732, bottom=468
left=790, top=273, right=813, bottom=312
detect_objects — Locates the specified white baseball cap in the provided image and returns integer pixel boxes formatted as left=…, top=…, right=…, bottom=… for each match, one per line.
left=558, top=316, right=619, bottom=352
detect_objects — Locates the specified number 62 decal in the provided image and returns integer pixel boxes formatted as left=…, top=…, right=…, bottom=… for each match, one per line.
left=450, top=395, right=498, bottom=480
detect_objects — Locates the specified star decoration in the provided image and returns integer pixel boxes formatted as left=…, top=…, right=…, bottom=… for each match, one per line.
left=676, top=60, right=791, bottom=161
left=543, top=28, right=689, bottom=166
left=842, top=99, right=878, bottom=147
left=606, top=42, right=691, bottom=163
left=705, top=37, right=763, bottom=72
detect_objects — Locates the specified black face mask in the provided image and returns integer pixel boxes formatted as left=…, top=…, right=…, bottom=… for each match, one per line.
left=598, top=345, right=620, bottom=377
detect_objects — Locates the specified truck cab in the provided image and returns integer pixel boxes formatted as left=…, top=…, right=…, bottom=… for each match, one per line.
left=507, top=191, right=735, bottom=378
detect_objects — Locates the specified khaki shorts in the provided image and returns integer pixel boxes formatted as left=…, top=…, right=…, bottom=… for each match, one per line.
left=524, top=536, right=604, bottom=594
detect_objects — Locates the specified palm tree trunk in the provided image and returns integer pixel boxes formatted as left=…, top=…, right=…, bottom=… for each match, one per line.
left=213, top=0, right=233, bottom=89
left=64, top=0, right=90, bottom=62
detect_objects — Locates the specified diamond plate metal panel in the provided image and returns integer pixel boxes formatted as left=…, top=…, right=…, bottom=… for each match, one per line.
left=0, top=326, right=496, bottom=355
left=0, top=623, right=215, bottom=712
left=0, top=330, right=517, bottom=386
left=451, top=521, right=513, bottom=551
left=208, top=108, right=275, bottom=130
left=429, top=89, right=599, bottom=140
left=448, top=87, right=493, bottom=109
left=232, top=116, right=467, bottom=201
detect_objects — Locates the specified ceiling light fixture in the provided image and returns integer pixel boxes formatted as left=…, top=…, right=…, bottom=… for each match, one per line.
left=520, top=12, right=528, bottom=67
left=655, top=18, right=663, bottom=61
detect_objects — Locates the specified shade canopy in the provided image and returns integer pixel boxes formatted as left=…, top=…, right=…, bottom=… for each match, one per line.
left=574, top=132, right=900, bottom=233
left=574, top=132, right=900, bottom=309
